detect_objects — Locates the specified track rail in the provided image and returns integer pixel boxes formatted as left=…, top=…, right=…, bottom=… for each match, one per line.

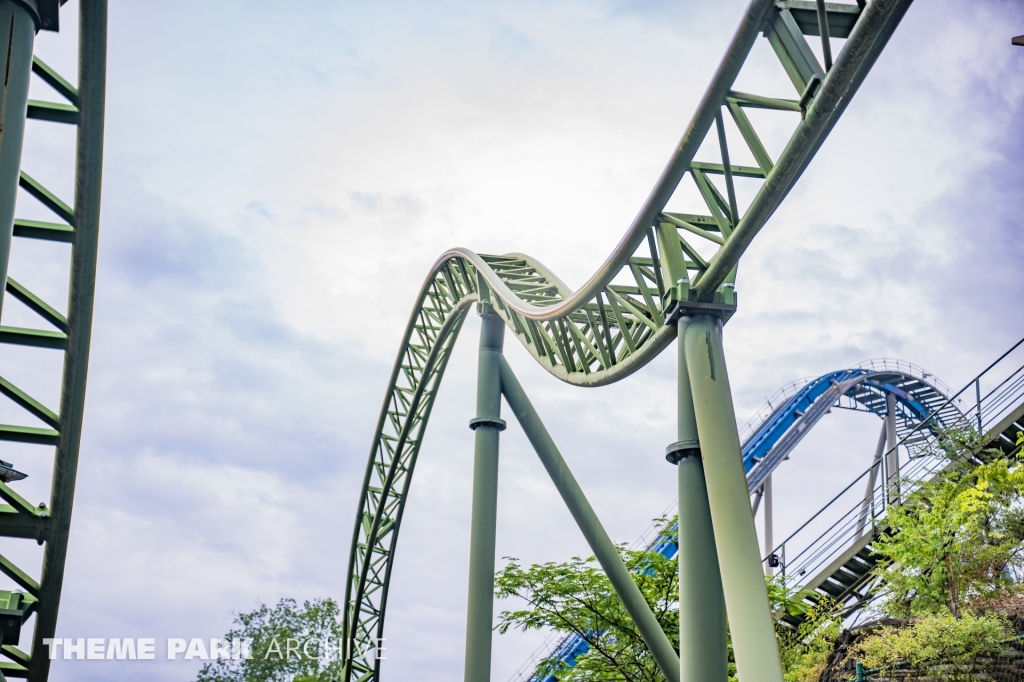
left=0, top=2, right=107, bottom=680
left=343, top=0, right=915, bottom=679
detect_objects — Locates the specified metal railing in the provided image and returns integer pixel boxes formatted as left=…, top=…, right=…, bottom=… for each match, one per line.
left=740, top=377, right=817, bottom=444
left=854, top=358, right=955, bottom=400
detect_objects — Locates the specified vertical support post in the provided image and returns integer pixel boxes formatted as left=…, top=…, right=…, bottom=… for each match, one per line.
left=463, top=298, right=505, bottom=682
left=856, top=421, right=887, bottom=537
left=815, top=0, right=833, bottom=70
left=884, top=393, right=899, bottom=505
left=763, top=474, right=773, bottom=576
left=0, top=0, right=37, bottom=320
left=975, top=378, right=983, bottom=433
left=670, top=317, right=727, bottom=682
left=684, top=315, right=783, bottom=682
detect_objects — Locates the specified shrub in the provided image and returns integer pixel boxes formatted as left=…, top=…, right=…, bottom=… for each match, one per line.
left=852, top=612, right=1009, bottom=670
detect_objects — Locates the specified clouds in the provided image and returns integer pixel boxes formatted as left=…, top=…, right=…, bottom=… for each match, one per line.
left=13, top=0, right=1023, bottom=680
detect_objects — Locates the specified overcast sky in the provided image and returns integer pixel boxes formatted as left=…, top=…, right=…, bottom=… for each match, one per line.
left=6, top=0, right=1024, bottom=680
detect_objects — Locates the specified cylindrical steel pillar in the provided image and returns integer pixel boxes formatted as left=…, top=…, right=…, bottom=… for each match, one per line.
left=671, top=317, right=727, bottom=682
left=763, top=474, right=773, bottom=576
left=0, top=0, right=38, bottom=320
left=856, top=421, right=888, bottom=537
left=885, top=393, right=899, bottom=505
left=463, top=306, right=505, bottom=682
left=684, top=315, right=783, bottom=682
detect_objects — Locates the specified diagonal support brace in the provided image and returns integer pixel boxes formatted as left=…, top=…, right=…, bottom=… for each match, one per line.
left=499, top=356, right=681, bottom=682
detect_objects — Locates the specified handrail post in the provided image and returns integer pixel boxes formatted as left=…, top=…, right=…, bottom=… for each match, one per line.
left=684, top=315, right=783, bottom=682
left=856, top=422, right=887, bottom=537
left=463, top=300, right=505, bottom=682
left=670, top=317, right=727, bottom=682
left=764, top=473, right=774, bottom=576
left=885, top=393, right=900, bottom=505
left=975, top=378, right=983, bottom=433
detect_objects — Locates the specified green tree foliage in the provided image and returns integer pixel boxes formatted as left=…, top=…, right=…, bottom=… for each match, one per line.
left=872, top=430, right=1024, bottom=618
left=494, top=519, right=678, bottom=682
left=494, top=520, right=832, bottom=682
left=196, top=598, right=344, bottom=682
left=852, top=613, right=1009, bottom=670
left=768, top=581, right=843, bottom=682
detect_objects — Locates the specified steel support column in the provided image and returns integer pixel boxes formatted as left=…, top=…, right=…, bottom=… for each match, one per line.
left=499, top=356, right=680, bottom=682
left=463, top=306, right=505, bottom=682
left=0, top=0, right=37, bottom=320
left=885, top=393, right=899, bottom=505
left=684, top=315, right=783, bottom=682
left=763, top=474, right=773, bottom=576
left=672, top=318, right=727, bottom=682
left=856, top=421, right=887, bottom=537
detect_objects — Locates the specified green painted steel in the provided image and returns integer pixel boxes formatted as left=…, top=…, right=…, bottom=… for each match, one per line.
left=675, top=319, right=728, bottom=682
left=0, top=2, right=107, bottom=680
left=684, top=317, right=783, bottom=682
left=343, top=1, right=914, bottom=679
left=463, top=309, right=505, bottom=682
left=0, top=0, right=36, bottom=321
left=498, top=357, right=680, bottom=682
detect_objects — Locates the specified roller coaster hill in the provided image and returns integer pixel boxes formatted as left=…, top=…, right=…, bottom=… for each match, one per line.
left=339, top=1, right=1024, bottom=682
left=0, top=1, right=1018, bottom=682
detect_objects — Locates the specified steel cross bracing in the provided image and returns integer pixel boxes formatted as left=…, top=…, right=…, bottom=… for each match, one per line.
left=0, top=1, right=107, bottom=680
left=343, top=0, right=915, bottom=680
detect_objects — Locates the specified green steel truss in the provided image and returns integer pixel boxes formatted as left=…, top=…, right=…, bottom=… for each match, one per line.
left=344, top=0, right=913, bottom=679
left=0, top=2, right=107, bottom=680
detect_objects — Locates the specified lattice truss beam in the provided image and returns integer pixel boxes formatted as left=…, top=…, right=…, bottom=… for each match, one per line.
left=343, top=1, right=915, bottom=679
left=0, top=2, right=106, bottom=680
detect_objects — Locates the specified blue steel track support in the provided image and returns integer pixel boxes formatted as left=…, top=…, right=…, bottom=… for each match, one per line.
left=464, top=305, right=505, bottom=682
left=684, top=316, right=783, bottom=682
left=673, top=319, right=727, bottom=682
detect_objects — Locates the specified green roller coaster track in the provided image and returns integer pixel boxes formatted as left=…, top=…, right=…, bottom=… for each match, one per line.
left=343, top=1, right=916, bottom=681
left=0, top=1, right=106, bottom=680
